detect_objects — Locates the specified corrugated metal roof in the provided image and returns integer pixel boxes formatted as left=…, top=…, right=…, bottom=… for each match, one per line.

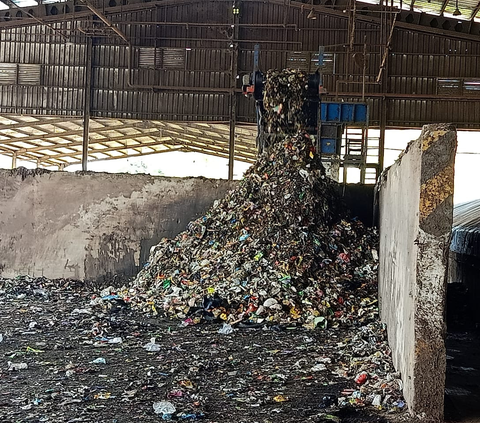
left=0, top=115, right=258, bottom=168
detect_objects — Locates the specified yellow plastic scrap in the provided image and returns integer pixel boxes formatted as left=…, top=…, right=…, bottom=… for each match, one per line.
left=26, top=346, right=44, bottom=354
left=290, top=307, right=301, bottom=319
left=94, top=392, right=112, bottom=400
left=180, top=380, right=194, bottom=389
left=273, top=395, right=289, bottom=402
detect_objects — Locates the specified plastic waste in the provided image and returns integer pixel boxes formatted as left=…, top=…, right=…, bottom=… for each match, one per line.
left=372, top=394, right=382, bottom=407
left=90, top=357, right=106, bottom=364
left=311, top=363, right=327, bottom=372
left=71, top=308, right=92, bottom=314
left=144, top=337, right=161, bottom=352
left=355, top=371, right=368, bottom=385
left=218, top=323, right=234, bottom=335
left=153, top=401, right=176, bottom=416
left=178, top=412, right=205, bottom=420
left=8, top=362, right=28, bottom=371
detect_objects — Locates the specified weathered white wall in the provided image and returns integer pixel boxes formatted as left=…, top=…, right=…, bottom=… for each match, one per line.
left=0, top=168, right=235, bottom=281
left=378, top=124, right=456, bottom=421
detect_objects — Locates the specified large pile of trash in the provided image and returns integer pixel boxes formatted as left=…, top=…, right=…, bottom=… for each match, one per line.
left=263, top=68, right=308, bottom=134
left=131, top=71, right=378, bottom=328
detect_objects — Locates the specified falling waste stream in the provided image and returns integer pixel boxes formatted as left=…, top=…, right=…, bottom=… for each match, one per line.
left=0, top=69, right=408, bottom=422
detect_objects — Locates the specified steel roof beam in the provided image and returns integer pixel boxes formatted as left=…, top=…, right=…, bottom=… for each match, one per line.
left=470, top=1, right=480, bottom=19
left=81, top=0, right=129, bottom=44
left=439, top=0, right=449, bottom=15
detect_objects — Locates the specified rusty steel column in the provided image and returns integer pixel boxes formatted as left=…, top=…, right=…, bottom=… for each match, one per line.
left=228, top=1, right=240, bottom=181
left=82, top=37, right=92, bottom=172
left=379, top=98, right=386, bottom=172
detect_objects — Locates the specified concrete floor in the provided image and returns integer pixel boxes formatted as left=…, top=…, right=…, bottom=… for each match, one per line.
left=444, top=331, right=480, bottom=422
left=444, top=283, right=480, bottom=422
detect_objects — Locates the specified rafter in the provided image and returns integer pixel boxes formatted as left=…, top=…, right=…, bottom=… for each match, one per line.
left=0, top=115, right=257, bottom=169
left=33, top=134, right=256, bottom=163
left=470, top=0, right=480, bottom=19
left=439, top=0, right=450, bottom=15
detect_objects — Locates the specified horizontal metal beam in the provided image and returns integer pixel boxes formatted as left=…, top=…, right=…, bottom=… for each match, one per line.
left=0, top=116, right=84, bottom=131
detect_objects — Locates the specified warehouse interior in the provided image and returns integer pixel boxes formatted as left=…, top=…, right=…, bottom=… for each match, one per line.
left=1, top=0, right=480, bottom=421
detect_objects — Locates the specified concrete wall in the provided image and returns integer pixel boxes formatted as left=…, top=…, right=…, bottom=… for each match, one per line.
left=378, top=124, right=456, bottom=420
left=0, top=168, right=235, bottom=281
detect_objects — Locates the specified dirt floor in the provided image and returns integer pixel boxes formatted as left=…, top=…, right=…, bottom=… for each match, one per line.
left=0, top=277, right=417, bottom=423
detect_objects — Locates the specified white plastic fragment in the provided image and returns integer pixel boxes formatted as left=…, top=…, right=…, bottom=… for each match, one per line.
left=8, top=361, right=28, bottom=371
left=153, top=400, right=176, bottom=415
left=108, top=337, right=123, bottom=344
left=263, top=298, right=278, bottom=308
left=372, top=394, right=382, bottom=407
left=92, top=358, right=106, bottom=365
left=100, top=286, right=115, bottom=297
left=144, top=338, right=161, bottom=352
left=218, top=323, right=234, bottom=335
left=71, top=308, right=92, bottom=315
left=311, top=363, right=327, bottom=372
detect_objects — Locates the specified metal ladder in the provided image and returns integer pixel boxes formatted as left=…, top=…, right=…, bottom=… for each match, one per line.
left=341, top=127, right=380, bottom=184
left=364, top=135, right=380, bottom=184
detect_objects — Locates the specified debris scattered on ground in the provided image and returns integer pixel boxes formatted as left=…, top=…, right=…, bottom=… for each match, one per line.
left=0, top=276, right=408, bottom=423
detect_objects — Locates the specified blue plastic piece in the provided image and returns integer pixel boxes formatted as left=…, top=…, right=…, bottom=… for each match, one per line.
left=320, top=139, right=337, bottom=154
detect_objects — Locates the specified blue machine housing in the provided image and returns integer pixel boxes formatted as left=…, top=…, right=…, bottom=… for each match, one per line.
left=319, top=102, right=368, bottom=155
left=320, top=102, right=368, bottom=123
left=241, top=44, right=369, bottom=156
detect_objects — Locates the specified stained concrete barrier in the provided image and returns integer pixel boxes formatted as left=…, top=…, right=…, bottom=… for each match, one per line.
left=0, top=168, right=235, bottom=281
left=378, top=124, right=456, bottom=421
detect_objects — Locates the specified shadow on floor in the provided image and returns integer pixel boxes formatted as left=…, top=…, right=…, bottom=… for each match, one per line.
left=444, top=283, right=480, bottom=422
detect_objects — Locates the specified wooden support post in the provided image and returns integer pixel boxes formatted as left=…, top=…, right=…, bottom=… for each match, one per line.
left=11, top=152, right=16, bottom=169
left=82, top=37, right=92, bottom=172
